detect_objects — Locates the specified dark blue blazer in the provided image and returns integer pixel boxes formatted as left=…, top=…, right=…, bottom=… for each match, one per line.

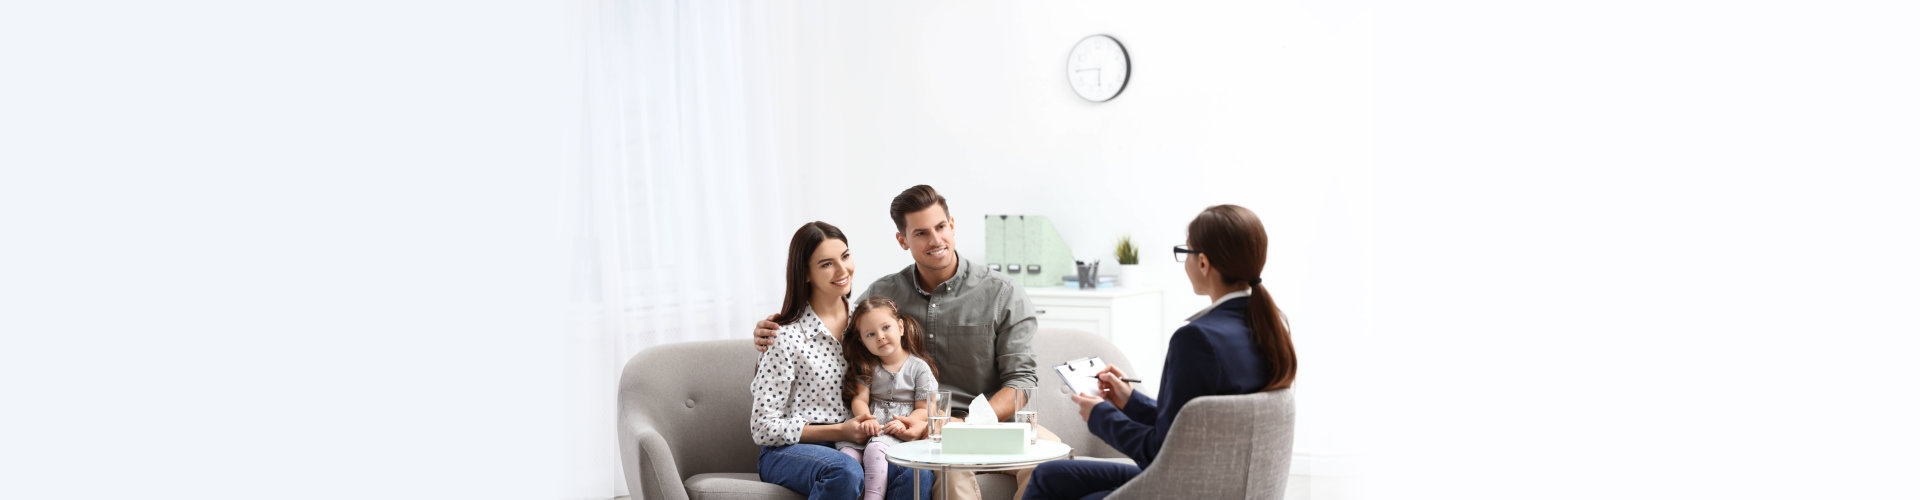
left=1085, top=297, right=1273, bottom=469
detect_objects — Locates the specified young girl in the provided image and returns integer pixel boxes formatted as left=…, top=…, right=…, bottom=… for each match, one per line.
left=838, top=296, right=940, bottom=500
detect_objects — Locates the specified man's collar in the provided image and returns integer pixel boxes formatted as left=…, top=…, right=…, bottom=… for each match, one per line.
left=909, top=252, right=969, bottom=296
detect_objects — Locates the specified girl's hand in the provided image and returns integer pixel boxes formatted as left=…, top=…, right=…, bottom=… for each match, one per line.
left=1071, top=392, right=1103, bottom=422
left=882, top=416, right=909, bottom=438
left=860, top=417, right=884, bottom=437
left=1096, top=366, right=1133, bottom=410
left=843, top=418, right=873, bottom=442
left=900, top=416, right=927, bottom=439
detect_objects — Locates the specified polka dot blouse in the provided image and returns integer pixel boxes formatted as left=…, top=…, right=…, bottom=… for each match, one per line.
left=749, top=305, right=852, bottom=447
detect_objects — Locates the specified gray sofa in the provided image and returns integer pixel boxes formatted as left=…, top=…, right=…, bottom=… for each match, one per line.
left=617, top=328, right=1295, bottom=499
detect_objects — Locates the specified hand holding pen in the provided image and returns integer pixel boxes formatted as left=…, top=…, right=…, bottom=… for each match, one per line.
left=1093, top=365, right=1137, bottom=410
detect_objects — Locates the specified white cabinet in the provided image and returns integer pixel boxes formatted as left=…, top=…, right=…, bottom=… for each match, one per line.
left=1025, top=286, right=1165, bottom=396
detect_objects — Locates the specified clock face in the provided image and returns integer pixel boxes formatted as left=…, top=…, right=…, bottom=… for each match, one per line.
left=1066, top=35, right=1130, bottom=102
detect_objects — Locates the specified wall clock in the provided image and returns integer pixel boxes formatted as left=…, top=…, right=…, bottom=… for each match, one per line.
left=1066, top=34, right=1130, bottom=102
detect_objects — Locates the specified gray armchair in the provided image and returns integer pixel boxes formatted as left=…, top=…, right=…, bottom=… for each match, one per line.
left=616, top=328, right=1137, bottom=500
left=1107, top=388, right=1297, bottom=499
left=617, top=339, right=774, bottom=500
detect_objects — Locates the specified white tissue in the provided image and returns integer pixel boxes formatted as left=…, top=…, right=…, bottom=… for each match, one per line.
left=965, top=394, right=997, bottom=423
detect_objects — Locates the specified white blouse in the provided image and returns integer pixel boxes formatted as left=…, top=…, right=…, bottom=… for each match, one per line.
left=749, top=305, right=852, bottom=447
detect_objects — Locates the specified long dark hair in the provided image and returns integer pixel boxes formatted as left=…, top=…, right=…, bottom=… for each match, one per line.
left=774, top=221, right=850, bottom=326
left=1188, top=204, right=1297, bottom=390
left=841, top=296, right=939, bottom=404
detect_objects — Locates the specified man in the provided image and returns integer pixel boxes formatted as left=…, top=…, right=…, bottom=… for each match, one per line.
left=754, top=184, right=1056, bottom=499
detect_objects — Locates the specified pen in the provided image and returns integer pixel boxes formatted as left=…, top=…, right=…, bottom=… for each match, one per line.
left=1083, top=375, right=1144, bottom=384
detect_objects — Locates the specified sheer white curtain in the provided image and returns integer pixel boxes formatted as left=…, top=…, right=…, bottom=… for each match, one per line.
left=567, top=1, right=800, bottom=498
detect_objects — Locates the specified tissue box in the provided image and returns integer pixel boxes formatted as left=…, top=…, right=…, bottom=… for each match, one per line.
left=941, top=423, right=1028, bottom=454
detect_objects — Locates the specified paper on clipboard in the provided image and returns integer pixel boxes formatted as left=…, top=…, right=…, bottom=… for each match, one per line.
left=1053, top=356, right=1110, bottom=397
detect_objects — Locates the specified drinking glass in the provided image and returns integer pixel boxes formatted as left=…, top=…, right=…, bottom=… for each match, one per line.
left=1012, top=387, right=1037, bottom=445
left=928, top=390, right=952, bottom=443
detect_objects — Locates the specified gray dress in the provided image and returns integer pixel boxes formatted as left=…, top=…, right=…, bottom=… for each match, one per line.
left=839, top=355, right=938, bottom=448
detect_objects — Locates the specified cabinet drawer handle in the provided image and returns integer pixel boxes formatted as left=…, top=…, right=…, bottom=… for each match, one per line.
left=1036, top=309, right=1047, bottom=315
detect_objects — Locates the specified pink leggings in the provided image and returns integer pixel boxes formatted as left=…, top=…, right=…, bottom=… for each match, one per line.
left=838, top=442, right=890, bottom=500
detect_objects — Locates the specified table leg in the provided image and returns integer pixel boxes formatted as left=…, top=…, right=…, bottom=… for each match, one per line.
left=913, top=464, right=922, bottom=500
left=940, top=465, right=950, bottom=500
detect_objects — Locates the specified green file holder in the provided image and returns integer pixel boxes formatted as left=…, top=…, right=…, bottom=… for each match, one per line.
left=984, top=214, right=1075, bottom=287
left=984, top=215, right=1006, bottom=274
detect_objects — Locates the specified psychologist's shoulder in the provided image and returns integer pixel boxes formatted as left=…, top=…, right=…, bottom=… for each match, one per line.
left=1168, top=321, right=1221, bottom=348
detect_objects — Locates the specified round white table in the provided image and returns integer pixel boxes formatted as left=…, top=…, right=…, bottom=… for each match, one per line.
left=884, top=439, right=1073, bottom=500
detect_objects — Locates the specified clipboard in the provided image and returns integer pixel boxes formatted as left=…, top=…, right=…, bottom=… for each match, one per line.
left=1053, top=356, right=1110, bottom=397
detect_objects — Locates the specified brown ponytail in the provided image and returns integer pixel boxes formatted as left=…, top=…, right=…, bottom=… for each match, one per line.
left=1188, top=205, right=1297, bottom=390
left=842, top=296, right=941, bottom=405
left=1245, top=282, right=1297, bottom=390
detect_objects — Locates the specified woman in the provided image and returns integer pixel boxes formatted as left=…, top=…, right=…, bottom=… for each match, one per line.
left=1024, top=205, right=1299, bottom=500
left=749, top=221, right=934, bottom=500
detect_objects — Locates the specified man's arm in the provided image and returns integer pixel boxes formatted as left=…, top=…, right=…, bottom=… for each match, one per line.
left=987, top=386, right=1018, bottom=421
left=989, top=284, right=1039, bottom=421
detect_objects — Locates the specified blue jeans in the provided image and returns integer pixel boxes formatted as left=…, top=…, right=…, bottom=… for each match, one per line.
left=1022, top=459, right=1142, bottom=500
left=759, top=443, right=934, bottom=500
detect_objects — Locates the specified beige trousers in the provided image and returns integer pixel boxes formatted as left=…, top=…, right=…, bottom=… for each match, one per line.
left=937, top=423, right=1061, bottom=500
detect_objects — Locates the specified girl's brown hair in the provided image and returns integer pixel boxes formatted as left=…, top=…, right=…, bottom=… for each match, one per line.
left=841, top=296, right=940, bottom=404
left=1188, top=204, right=1297, bottom=390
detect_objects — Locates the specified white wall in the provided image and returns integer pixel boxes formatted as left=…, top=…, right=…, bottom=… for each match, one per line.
left=12, top=1, right=1920, bottom=499
left=744, top=1, right=1374, bottom=462
left=2, top=1, right=578, bottom=498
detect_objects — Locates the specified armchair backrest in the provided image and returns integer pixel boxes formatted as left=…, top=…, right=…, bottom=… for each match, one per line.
left=1109, top=388, right=1296, bottom=499
left=618, top=339, right=765, bottom=482
left=1029, top=328, right=1136, bottom=459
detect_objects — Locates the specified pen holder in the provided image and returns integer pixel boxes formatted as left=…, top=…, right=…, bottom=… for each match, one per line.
left=1074, top=261, right=1099, bottom=289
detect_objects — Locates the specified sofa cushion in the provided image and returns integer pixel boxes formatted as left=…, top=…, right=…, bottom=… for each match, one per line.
left=685, top=472, right=804, bottom=500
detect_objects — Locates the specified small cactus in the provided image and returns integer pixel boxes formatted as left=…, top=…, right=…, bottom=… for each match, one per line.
left=1115, top=235, right=1140, bottom=265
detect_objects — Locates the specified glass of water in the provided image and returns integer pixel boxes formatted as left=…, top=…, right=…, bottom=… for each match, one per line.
left=928, top=390, right=952, bottom=443
left=1012, top=387, right=1037, bottom=445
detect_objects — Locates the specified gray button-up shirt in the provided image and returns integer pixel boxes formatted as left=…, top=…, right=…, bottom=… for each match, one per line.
left=860, top=255, right=1038, bottom=404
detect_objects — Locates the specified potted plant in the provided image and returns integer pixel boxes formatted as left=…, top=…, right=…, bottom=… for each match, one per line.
left=1114, top=235, right=1141, bottom=287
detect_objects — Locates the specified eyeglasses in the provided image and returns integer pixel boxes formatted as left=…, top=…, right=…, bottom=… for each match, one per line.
left=1173, top=245, right=1201, bottom=262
